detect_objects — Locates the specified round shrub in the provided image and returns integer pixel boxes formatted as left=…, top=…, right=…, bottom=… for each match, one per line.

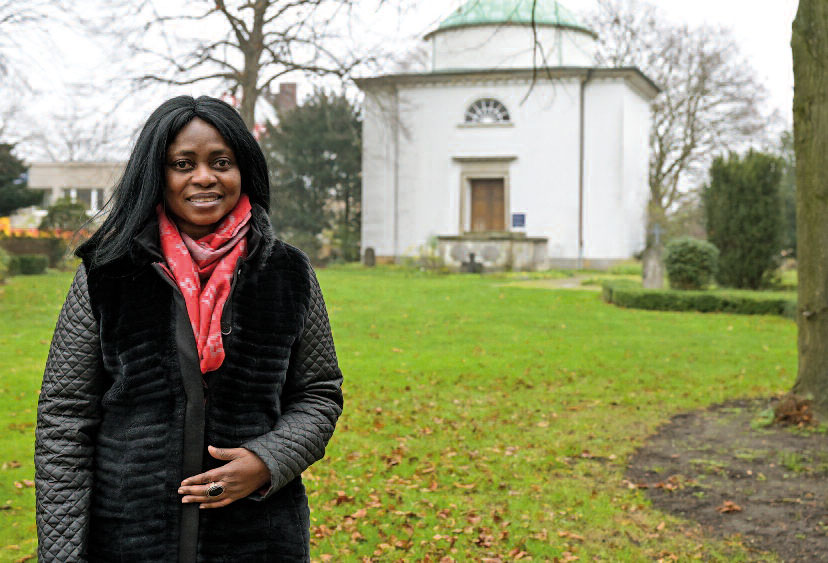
left=664, top=237, right=719, bottom=290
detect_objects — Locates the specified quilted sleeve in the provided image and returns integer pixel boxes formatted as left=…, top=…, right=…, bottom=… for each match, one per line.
left=242, top=268, right=344, bottom=499
left=35, top=264, right=103, bottom=562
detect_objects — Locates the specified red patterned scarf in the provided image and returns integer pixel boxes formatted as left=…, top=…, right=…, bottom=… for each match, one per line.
left=156, top=194, right=252, bottom=373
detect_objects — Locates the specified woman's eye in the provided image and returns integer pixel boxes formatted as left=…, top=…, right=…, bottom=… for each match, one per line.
left=173, top=161, right=191, bottom=170
left=215, top=158, right=231, bottom=168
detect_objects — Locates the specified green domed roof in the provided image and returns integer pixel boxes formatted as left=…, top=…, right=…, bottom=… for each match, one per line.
left=436, top=0, right=594, bottom=35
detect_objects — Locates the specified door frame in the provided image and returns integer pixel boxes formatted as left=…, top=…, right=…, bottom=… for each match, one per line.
left=452, top=156, right=516, bottom=234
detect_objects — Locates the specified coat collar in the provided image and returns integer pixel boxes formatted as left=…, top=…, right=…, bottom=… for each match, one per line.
left=132, top=202, right=275, bottom=268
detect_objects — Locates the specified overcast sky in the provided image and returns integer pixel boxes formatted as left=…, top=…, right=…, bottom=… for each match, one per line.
left=405, top=0, right=798, bottom=120
left=4, top=0, right=799, bottom=161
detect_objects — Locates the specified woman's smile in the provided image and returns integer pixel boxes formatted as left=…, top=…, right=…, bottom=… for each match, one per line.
left=186, top=192, right=224, bottom=205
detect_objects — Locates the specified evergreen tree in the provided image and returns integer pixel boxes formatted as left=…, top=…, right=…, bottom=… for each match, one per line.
left=777, top=131, right=797, bottom=256
left=0, top=143, right=40, bottom=216
left=703, top=150, right=783, bottom=289
left=262, top=90, right=361, bottom=261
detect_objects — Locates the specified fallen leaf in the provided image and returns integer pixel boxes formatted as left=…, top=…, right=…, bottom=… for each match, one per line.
left=333, top=491, right=353, bottom=505
left=557, top=530, right=585, bottom=541
left=716, top=500, right=742, bottom=513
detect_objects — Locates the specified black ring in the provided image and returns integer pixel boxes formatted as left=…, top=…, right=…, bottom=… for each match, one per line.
left=206, top=483, right=225, bottom=497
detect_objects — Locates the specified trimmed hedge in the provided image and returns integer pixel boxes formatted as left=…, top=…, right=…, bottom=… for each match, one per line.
left=9, top=254, right=49, bottom=276
left=602, top=280, right=796, bottom=319
left=0, top=236, right=68, bottom=267
left=0, top=247, right=9, bottom=283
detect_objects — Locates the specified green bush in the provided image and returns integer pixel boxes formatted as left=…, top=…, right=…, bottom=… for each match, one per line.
left=602, top=280, right=796, bottom=319
left=0, top=247, right=10, bottom=283
left=39, top=197, right=90, bottom=232
left=9, top=254, right=49, bottom=276
left=664, top=237, right=719, bottom=290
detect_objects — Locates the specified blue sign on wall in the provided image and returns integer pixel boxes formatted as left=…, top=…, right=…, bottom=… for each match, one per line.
left=512, top=213, right=526, bottom=228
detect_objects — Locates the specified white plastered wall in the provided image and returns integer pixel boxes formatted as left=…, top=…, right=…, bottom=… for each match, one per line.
left=581, top=79, right=651, bottom=259
left=362, top=78, right=586, bottom=259
left=360, top=74, right=653, bottom=262
left=431, top=26, right=597, bottom=71
left=361, top=90, right=397, bottom=257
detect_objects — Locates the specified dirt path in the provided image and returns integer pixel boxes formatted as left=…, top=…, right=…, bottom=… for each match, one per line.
left=497, top=276, right=601, bottom=290
left=627, top=398, right=828, bottom=562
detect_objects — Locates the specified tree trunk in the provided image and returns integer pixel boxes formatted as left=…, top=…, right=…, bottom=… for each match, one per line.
left=792, top=0, right=828, bottom=418
left=239, top=50, right=260, bottom=130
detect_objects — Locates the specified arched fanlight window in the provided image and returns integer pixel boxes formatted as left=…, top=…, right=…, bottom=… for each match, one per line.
left=464, top=98, right=510, bottom=124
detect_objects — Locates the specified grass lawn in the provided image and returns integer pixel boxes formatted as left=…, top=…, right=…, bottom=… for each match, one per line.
left=0, top=266, right=797, bottom=561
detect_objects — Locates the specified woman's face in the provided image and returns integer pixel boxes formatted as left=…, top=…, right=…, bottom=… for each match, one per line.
left=164, top=117, right=242, bottom=239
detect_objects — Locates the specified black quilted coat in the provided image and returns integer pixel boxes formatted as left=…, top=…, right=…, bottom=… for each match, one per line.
left=34, top=205, right=344, bottom=562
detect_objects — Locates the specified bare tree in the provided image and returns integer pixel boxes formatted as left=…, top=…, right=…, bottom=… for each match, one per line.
left=590, top=0, right=768, bottom=232
left=0, top=0, right=72, bottom=80
left=791, top=0, right=828, bottom=419
left=32, top=105, right=128, bottom=162
left=92, top=0, right=385, bottom=128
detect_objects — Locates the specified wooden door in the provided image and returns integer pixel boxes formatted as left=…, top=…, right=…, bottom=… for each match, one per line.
left=470, top=178, right=505, bottom=232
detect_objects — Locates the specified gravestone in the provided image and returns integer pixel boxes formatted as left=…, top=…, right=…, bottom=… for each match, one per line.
left=364, top=247, right=376, bottom=267
left=461, top=252, right=483, bottom=273
left=642, top=245, right=664, bottom=289
left=642, top=223, right=665, bottom=289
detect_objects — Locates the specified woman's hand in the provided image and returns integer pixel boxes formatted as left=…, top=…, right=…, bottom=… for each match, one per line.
left=178, top=445, right=271, bottom=509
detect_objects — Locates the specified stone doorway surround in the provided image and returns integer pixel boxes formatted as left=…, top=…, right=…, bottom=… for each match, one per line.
left=453, top=156, right=516, bottom=234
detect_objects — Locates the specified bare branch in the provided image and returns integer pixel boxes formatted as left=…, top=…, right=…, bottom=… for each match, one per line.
left=590, top=0, right=768, bottom=222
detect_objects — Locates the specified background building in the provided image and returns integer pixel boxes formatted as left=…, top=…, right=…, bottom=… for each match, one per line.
left=356, top=0, right=658, bottom=270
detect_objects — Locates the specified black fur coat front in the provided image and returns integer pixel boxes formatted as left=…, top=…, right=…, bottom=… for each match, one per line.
left=35, top=205, right=344, bottom=562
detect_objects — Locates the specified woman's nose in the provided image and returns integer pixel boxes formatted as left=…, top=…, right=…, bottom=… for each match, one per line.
left=191, top=164, right=216, bottom=187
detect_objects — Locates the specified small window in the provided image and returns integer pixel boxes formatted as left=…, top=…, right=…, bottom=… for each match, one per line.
left=464, top=99, right=510, bottom=124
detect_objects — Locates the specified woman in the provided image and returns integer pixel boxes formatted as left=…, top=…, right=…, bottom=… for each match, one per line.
left=34, top=95, right=344, bottom=562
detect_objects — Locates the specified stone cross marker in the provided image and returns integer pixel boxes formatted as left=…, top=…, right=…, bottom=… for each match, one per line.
left=642, top=224, right=665, bottom=289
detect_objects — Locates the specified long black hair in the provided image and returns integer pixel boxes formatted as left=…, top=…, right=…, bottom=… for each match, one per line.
left=77, top=95, right=269, bottom=268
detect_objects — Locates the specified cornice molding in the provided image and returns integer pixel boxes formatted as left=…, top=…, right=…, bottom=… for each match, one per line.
left=355, top=67, right=660, bottom=100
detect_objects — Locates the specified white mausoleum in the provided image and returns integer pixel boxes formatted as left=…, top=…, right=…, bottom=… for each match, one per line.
left=356, top=0, right=658, bottom=270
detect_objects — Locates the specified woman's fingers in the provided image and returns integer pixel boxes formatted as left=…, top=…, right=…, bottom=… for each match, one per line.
left=180, top=470, right=219, bottom=487
left=178, top=481, right=226, bottom=502
left=178, top=447, right=270, bottom=508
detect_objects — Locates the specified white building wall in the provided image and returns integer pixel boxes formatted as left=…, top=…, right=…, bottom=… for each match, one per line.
left=582, top=79, right=624, bottom=259
left=361, top=90, right=397, bottom=257
left=581, top=79, right=650, bottom=260
left=361, top=75, right=654, bottom=264
left=363, top=78, right=588, bottom=259
left=431, top=26, right=597, bottom=71
left=622, top=87, right=652, bottom=257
